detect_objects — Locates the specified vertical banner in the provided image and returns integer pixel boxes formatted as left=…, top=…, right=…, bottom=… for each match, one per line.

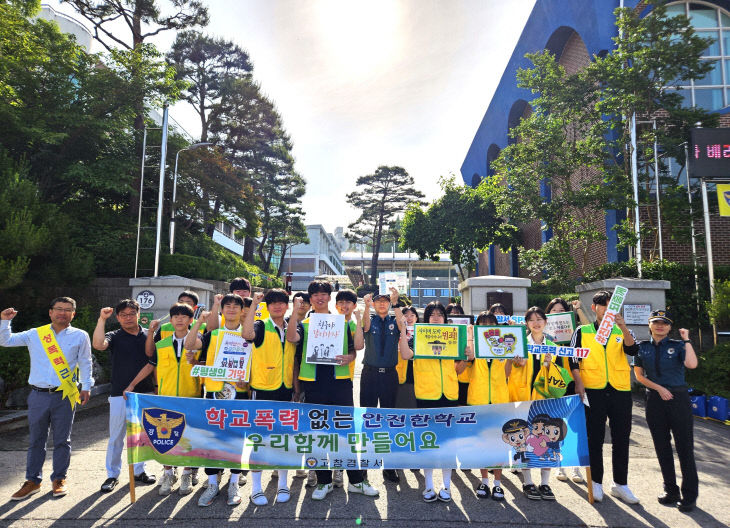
left=594, top=286, right=628, bottom=346
left=717, top=184, right=730, bottom=217
left=126, top=393, right=589, bottom=470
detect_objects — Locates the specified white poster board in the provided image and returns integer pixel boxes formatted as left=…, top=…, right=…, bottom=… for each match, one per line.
left=447, top=316, right=472, bottom=326
left=379, top=271, right=409, bottom=295
left=305, top=313, right=346, bottom=365
left=207, top=330, right=253, bottom=382
left=545, top=312, right=576, bottom=345
left=623, top=304, right=651, bottom=325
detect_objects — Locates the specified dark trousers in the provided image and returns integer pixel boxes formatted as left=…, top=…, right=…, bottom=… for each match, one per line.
left=458, top=382, right=469, bottom=406
left=204, top=391, right=247, bottom=476
left=302, top=379, right=363, bottom=485
left=585, top=386, right=632, bottom=485
left=26, top=389, right=75, bottom=483
left=646, top=389, right=698, bottom=501
left=359, top=366, right=398, bottom=409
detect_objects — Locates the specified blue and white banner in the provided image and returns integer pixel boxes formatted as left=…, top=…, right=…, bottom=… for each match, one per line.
left=126, top=394, right=589, bottom=470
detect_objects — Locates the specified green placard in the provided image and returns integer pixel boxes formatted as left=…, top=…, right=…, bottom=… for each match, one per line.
left=412, top=324, right=467, bottom=360
left=545, top=311, right=576, bottom=345
left=474, top=325, right=528, bottom=359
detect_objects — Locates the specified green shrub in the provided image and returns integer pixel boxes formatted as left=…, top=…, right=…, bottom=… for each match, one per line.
left=707, top=279, right=730, bottom=327
left=686, top=342, right=730, bottom=399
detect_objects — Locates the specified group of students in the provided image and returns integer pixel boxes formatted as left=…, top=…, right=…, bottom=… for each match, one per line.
left=1, top=278, right=699, bottom=513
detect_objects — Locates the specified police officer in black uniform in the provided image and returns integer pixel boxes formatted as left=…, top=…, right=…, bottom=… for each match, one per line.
left=633, top=310, right=699, bottom=513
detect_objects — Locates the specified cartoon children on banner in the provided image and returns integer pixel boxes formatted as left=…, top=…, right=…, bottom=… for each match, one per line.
left=501, top=413, right=568, bottom=467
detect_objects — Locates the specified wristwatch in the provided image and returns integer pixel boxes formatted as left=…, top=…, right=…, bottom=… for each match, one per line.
left=682, top=339, right=691, bottom=343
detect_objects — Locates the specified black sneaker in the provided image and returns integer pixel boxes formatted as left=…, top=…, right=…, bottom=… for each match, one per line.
left=100, top=477, right=118, bottom=493
left=657, top=490, right=680, bottom=505
left=538, top=484, right=555, bottom=500
left=134, top=472, right=157, bottom=485
left=523, top=484, right=541, bottom=500
left=677, top=498, right=696, bottom=512
left=383, top=469, right=400, bottom=483
left=475, top=483, right=490, bottom=499
left=492, top=485, right=505, bottom=501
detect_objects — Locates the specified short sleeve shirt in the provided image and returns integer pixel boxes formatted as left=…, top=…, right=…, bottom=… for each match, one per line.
left=635, top=338, right=687, bottom=387
left=105, top=327, right=153, bottom=396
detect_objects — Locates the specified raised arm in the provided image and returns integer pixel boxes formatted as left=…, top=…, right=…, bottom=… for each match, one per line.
left=680, top=328, right=698, bottom=369
left=242, top=292, right=263, bottom=340
left=352, top=309, right=365, bottom=351
left=184, top=313, right=207, bottom=351
left=362, top=294, right=372, bottom=332
left=92, top=307, right=114, bottom=351
left=205, top=294, right=223, bottom=332
left=0, top=308, right=30, bottom=347
left=286, top=297, right=303, bottom=343
left=145, top=320, right=159, bottom=358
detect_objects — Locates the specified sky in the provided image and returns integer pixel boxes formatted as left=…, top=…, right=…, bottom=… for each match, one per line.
left=49, top=0, right=535, bottom=233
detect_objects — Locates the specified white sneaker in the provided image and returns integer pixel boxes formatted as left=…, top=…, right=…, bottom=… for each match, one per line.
left=276, top=486, right=291, bottom=503
left=592, top=482, right=604, bottom=502
left=311, top=483, right=333, bottom=500
left=227, top=484, right=242, bottom=506
left=306, top=470, right=317, bottom=487
left=294, top=469, right=307, bottom=478
left=333, top=469, right=344, bottom=488
left=179, top=473, right=193, bottom=495
left=198, top=482, right=219, bottom=507
left=347, top=480, right=379, bottom=497
left=158, top=472, right=176, bottom=496
left=191, top=469, right=199, bottom=487
left=610, top=483, right=640, bottom=504
left=250, top=490, right=268, bottom=506
left=571, top=467, right=584, bottom=483
left=556, top=468, right=568, bottom=481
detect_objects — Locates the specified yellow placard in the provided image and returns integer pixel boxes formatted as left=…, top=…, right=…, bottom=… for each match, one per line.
left=718, top=184, right=730, bottom=217
left=255, top=302, right=269, bottom=321
left=413, top=324, right=461, bottom=359
left=36, top=325, right=80, bottom=409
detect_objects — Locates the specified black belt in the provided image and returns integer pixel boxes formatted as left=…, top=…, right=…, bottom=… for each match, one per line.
left=363, top=365, right=395, bottom=373
left=30, top=385, right=59, bottom=392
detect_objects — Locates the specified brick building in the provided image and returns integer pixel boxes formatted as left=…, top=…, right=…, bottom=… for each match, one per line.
left=461, top=0, right=730, bottom=278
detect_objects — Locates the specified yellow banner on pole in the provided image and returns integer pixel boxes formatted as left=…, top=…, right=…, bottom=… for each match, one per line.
left=718, top=184, right=730, bottom=217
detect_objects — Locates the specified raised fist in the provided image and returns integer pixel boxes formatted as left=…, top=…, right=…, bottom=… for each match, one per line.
left=1, top=308, right=18, bottom=320
left=253, top=292, right=264, bottom=304
left=149, top=319, right=161, bottom=331
left=99, top=307, right=114, bottom=320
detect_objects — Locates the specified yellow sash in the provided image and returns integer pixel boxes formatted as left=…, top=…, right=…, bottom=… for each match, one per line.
left=36, top=324, right=80, bottom=409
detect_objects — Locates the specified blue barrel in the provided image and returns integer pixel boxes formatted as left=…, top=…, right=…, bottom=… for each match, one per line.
left=690, top=395, right=706, bottom=417
left=707, top=396, right=728, bottom=421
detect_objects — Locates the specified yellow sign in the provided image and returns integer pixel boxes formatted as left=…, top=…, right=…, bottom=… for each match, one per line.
left=36, top=325, right=80, bottom=409
left=255, top=301, right=269, bottom=321
left=413, top=324, right=462, bottom=359
left=718, top=184, right=730, bottom=217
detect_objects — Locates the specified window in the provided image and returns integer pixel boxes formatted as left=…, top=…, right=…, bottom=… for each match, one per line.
left=410, top=288, right=418, bottom=297
left=423, top=289, right=436, bottom=297
left=667, top=1, right=730, bottom=110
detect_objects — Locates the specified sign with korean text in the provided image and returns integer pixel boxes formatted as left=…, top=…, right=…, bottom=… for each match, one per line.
left=474, top=325, right=528, bottom=359
left=126, top=393, right=589, bottom=470
left=526, top=344, right=590, bottom=359
left=305, top=313, right=346, bottom=365
left=689, top=128, right=730, bottom=179
left=717, top=184, right=730, bottom=217
left=545, top=312, right=576, bottom=345
left=594, top=286, right=628, bottom=346
left=379, top=271, right=409, bottom=295
left=413, top=324, right=466, bottom=359
left=496, top=315, right=526, bottom=325
left=623, top=304, right=652, bottom=325
left=191, top=331, right=252, bottom=382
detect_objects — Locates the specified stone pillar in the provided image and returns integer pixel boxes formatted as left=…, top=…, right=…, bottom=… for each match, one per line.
left=575, top=278, right=670, bottom=341
left=458, top=275, right=532, bottom=316
left=129, top=275, right=215, bottom=322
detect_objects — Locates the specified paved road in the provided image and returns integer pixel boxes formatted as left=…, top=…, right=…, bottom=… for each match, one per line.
left=0, top=384, right=728, bottom=527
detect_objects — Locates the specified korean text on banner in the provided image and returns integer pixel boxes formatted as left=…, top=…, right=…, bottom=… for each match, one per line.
left=126, top=393, right=589, bottom=470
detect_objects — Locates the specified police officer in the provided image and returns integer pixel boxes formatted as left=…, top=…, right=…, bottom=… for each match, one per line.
left=633, top=310, right=698, bottom=513
left=361, top=287, right=407, bottom=483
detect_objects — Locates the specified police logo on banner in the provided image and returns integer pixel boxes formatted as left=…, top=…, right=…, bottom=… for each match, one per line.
left=143, top=408, right=186, bottom=454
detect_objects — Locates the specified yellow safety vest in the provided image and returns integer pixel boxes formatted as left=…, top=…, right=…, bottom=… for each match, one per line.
left=413, top=358, right=459, bottom=401
left=204, top=328, right=248, bottom=393
left=396, top=356, right=409, bottom=384
left=579, top=324, right=631, bottom=391
left=155, top=337, right=201, bottom=397
left=298, top=318, right=352, bottom=381
left=508, top=338, right=558, bottom=402
left=458, top=361, right=473, bottom=383
left=249, top=318, right=296, bottom=391
left=467, top=359, right=509, bottom=405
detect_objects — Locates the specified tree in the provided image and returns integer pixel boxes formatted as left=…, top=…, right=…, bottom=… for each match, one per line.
left=401, top=176, right=516, bottom=280
left=346, top=166, right=424, bottom=288
left=167, top=30, right=253, bottom=143
left=485, top=2, right=715, bottom=281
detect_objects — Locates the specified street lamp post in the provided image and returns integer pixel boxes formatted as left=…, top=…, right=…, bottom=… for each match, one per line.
left=170, top=142, right=212, bottom=254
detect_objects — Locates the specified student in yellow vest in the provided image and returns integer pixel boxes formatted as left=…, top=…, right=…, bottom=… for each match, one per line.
left=395, top=306, right=419, bottom=409
left=206, top=277, right=251, bottom=333
left=510, top=306, right=581, bottom=501
left=183, top=294, right=248, bottom=507
left=152, top=290, right=207, bottom=344
left=1, top=298, right=93, bottom=501
left=545, top=298, right=586, bottom=484
left=399, top=301, right=471, bottom=503
left=128, top=303, right=202, bottom=496
left=286, top=280, right=377, bottom=501
left=468, top=312, right=511, bottom=501
left=569, top=290, right=639, bottom=504
left=241, top=288, right=297, bottom=506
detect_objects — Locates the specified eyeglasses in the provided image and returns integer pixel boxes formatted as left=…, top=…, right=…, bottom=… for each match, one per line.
left=52, top=307, right=74, bottom=313
left=117, top=312, right=138, bottom=318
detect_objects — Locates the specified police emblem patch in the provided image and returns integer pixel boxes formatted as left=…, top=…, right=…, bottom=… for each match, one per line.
left=389, top=323, right=395, bottom=331
left=143, top=407, right=186, bottom=454
left=668, top=348, right=675, bottom=355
